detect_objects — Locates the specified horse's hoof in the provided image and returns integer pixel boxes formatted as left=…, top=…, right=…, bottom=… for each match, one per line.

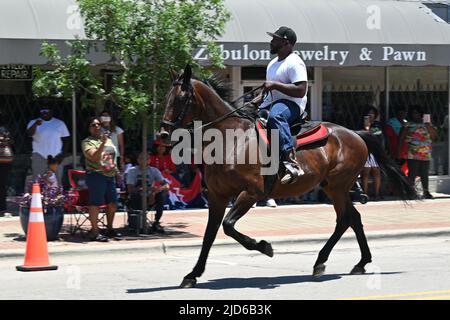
left=180, top=278, right=197, bottom=288
left=313, top=264, right=326, bottom=278
left=258, top=240, right=274, bottom=257
left=350, top=265, right=366, bottom=275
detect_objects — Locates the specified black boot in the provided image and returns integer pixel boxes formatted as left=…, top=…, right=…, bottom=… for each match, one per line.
left=280, top=149, right=304, bottom=185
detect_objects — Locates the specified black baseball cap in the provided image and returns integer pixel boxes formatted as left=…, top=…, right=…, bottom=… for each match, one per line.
left=267, top=26, right=297, bottom=45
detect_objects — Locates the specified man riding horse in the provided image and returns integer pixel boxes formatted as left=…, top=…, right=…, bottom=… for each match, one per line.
left=160, top=62, right=416, bottom=289
left=251, top=26, right=308, bottom=184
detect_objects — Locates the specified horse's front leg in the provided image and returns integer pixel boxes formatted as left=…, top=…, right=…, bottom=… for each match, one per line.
left=222, top=191, right=274, bottom=257
left=180, top=193, right=228, bottom=288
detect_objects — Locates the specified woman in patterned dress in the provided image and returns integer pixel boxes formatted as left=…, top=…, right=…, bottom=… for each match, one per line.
left=398, top=105, right=438, bottom=199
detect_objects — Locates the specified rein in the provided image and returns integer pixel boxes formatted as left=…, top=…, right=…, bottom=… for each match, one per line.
left=163, top=80, right=264, bottom=133
left=194, top=84, right=264, bottom=131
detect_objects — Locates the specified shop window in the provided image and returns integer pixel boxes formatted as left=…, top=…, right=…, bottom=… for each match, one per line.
left=322, top=85, right=383, bottom=130
left=0, top=92, right=106, bottom=194
left=388, top=66, right=449, bottom=174
left=389, top=88, right=448, bottom=175
left=425, top=3, right=449, bottom=23
left=241, top=67, right=266, bottom=80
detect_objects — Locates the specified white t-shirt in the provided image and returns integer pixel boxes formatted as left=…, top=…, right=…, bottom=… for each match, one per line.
left=260, top=53, right=308, bottom=113
left=110, top=126, right=124, bottom=157
left=27, top=118, right=70, bottom=157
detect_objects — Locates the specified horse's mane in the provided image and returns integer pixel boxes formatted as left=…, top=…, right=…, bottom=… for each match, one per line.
left=200, top=74, right=258, bottom=122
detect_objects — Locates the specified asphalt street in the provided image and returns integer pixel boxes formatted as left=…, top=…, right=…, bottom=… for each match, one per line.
left=1, top=235, right=449, bottom=300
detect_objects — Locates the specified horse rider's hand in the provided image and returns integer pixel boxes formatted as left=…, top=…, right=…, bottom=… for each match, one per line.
left=262, top=81, right=277, bottom=93
left=244, top=101, right=259, bottom=109
left=251, top=94, right=263, bottom=107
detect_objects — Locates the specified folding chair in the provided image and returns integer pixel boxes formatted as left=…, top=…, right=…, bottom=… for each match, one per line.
left=66, top=170, right=108, bottom=234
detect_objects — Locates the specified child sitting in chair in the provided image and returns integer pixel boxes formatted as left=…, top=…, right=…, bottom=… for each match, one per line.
left=42, top=155, right=63, bottom=188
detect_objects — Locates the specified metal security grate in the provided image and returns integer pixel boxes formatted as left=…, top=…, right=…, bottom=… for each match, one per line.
left=322, top=85, right=383, bottom=130
left=389, top=85, right=449, bottom=175
left=321, top=84, right=449, bottom=176
left=0, top=94, right=98, bottom=195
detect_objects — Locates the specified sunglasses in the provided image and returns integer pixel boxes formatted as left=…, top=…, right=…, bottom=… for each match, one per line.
left=40, top=109, right=50, bottom=113
left=90, top=123, right=101, bottom=127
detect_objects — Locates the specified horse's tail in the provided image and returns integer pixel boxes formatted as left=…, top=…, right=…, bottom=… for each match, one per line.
left=355, top=130, right=418, bottom=201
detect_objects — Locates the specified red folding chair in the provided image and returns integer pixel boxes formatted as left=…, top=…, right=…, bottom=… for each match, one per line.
left=66, top=170, right=108, bottom=234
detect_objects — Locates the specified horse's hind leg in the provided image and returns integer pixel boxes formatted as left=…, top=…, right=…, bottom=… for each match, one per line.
left=348, top=203, right=372, bottom=274
left=222, top=191, right=273, bottom=257
left=313, top=188, right=350, bottom=277
left=313, top=186, right=372, bottom=277
left=180, top=193, right=228, bottom=288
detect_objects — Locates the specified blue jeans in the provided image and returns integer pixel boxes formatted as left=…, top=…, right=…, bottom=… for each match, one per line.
left=264, top=100, right=302, bottom=153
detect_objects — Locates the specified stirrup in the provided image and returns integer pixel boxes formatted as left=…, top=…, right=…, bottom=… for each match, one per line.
left=280, top=161, right=303, bottom=184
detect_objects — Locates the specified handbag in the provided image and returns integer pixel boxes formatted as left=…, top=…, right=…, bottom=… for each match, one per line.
left=0, top=145, right=13, bottom=164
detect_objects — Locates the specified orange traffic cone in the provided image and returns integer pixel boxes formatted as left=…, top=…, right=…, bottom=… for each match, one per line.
left=16, top=183, right=58, bottom=272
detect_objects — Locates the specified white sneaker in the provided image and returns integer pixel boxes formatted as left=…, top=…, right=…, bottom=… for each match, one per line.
left=266, top=198, right=277, bottom=208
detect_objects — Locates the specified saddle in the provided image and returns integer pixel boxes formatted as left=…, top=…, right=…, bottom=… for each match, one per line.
left=256, top=111, right=331, bottom=150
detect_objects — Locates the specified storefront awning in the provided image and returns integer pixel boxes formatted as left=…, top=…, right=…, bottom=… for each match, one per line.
left=210, top=0, right=450, bottom=66
left=0, top=0, right=108, bottom=65
left=1, top=0, right=450, bottom=66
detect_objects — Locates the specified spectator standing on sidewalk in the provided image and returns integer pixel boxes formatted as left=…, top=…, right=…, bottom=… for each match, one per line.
left=385, top=106, right=408, bottom=166
left=0, top=110, right=14, bottom=215
left=26, top=106, right=70, bottom=184
left=82, top=117, right=120, bottom=241
left=398, top=105, right=438, bottom=199
left=99, top=110, right=125, bottom=171
left=360, top=106, right=383, bottom=201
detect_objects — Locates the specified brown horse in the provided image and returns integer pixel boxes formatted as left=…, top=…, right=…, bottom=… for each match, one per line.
left=160, top=65, right=416, bottom=288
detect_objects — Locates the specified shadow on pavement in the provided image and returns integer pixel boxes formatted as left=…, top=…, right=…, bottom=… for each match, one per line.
left=28, top=223, right=199, bottom=244
left=127, top=274, right=341, bottom=294
left=126, top=271, right=404, bottom=293
left=4, top=233, right=24, bottom=241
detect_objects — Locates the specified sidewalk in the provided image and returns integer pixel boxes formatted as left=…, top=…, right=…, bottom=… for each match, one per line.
left=1, top=196, right=450, bottom=258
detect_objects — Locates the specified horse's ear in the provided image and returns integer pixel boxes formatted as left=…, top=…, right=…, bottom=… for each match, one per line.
left=183, top=64, right=192, bottom=87
left=170, top=69, right=179, bottom=82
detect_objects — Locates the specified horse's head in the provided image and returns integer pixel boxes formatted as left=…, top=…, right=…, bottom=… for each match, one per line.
left=160, top=64, right=197, bottom=141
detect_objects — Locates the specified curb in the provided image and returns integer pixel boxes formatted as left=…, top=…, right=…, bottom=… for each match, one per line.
left=2, top=228, right=450, bottom=259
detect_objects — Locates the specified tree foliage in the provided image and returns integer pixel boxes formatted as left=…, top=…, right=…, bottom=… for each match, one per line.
left=33, top=0, right=230, bottom=129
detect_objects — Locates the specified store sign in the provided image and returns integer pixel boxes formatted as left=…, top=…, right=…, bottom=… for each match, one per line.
left=195, top=43, right=448, bottom=67
left=0, top=65, right=33, bottom=80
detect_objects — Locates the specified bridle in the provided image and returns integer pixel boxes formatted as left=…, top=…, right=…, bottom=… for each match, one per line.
left=160, top=80, right=195, bottom=131
left=161, top=80, right=263, bottom=132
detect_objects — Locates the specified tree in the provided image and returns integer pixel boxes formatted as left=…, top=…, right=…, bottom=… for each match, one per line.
left=33, top=0, right=230, bottom=233
left=34, top=0, right=230, bottom=125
